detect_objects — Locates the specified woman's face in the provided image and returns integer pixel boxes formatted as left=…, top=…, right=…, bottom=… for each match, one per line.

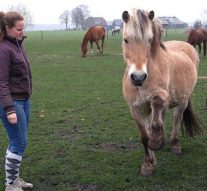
left=6, top=20, right=25, bottom=40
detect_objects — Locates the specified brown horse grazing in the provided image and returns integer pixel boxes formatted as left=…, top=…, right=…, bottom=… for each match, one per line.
left=81, top=26, right=106, bottom=57
left=122, top=9, right=204, bottom=176
left=187, top=28, right=207, bottom=56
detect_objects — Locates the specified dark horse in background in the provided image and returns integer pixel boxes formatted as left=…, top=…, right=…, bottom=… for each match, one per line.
left=187, top=28, right=207, bottom=56
left=81, top=26, right=106, bottom=57
left=112, top=28, right=120, bottom=36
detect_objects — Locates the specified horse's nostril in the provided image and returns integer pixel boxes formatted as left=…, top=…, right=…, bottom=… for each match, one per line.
left=141, top=73, right=147, bottom=81
left=130, top=73, right=137, bottom=81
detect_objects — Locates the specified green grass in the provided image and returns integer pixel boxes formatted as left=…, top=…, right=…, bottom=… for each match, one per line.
left=0, top=29, right=206, bottom=191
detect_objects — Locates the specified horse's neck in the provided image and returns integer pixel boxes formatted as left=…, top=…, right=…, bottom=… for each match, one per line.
left=82, top=37, right=89, bottom=46
left=148, top=48, right=167, bottom=74
left=83, top=32, right=91, bottom=45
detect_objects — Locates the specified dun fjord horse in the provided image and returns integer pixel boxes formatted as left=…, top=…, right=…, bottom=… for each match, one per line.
left=187, top=28, right=207, bottom=56
left=81, top=26, right=106, bottom=57
left=122, top=9, right=204, bottom=176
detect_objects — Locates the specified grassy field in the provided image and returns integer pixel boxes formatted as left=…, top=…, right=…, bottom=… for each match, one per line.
left=0, top=29, right=206, bottom=191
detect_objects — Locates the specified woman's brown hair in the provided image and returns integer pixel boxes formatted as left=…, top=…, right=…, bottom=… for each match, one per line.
left=0, top=11, right=24, bottom=40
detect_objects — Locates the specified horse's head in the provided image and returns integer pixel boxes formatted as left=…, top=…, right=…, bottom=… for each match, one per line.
left=122, top=9, right=163, bottom=86
left=81, top=43, right=88, bottom=58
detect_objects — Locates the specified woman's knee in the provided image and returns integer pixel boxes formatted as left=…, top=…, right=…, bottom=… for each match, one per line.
left=19, top=140, right=27, bottom=155
left=9, top=140, right=27, bottom=156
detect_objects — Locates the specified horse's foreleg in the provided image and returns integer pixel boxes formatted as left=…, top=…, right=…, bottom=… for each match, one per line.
left=95, top=41, right=101, bottom=54
left=90, top=41, right=94, bottom=54
left=198, top=43, right=201, bottom=54
left=148, top=95, right=167, bottom=151
left=170, top=101, right=188, bottom=155
left=203, top=41, right=206, bottom=56
left=131, top=107, right=155, bottom=176
left=101, top=38, right=104, bottom=54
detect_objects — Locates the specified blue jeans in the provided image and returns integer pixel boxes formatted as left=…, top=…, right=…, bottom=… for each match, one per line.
left=0, top=99, right=30, bottom=156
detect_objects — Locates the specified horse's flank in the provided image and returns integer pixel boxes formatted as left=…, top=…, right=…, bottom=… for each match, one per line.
left=164, top=41, right=199, bottom=106
left=187, top=28, right=207, bottom=44
left=187, top=28, right=207, bottom=56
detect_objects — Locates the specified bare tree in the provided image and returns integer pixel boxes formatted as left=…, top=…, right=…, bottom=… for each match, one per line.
left=9, top=4, right=33, bottom=28
left=71, top=4, right=90, bottom=29
left=59, top=10, right=70, bottom=30
left=201, top=9, right=207, bottom=23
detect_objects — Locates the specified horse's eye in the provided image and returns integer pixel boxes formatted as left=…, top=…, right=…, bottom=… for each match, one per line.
left=148, top=38, right=152, bottom=43
left=124, top=39, right=128, bottom=44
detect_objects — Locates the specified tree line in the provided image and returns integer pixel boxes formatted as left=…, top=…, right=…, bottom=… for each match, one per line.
left=7, top=4, right=207, bottom=30
left=59, top=4, right=90, bottom=30
left=7, top=3, right=91, bottom=30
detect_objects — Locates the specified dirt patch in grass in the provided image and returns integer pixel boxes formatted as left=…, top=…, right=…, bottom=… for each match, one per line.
left=55, top=124, right=84, bottom=140
left=72, top=183, right=102, bottom=191
left=90, top=142, right=141, bottom=152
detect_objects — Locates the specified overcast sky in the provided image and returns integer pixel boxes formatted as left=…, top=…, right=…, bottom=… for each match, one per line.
left=0, top=0, right=207, bottom=24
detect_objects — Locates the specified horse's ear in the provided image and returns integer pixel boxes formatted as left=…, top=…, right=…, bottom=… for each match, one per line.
left=122, top=11, right=129, bottom=23
left=148, top=11, right=154, bottom=20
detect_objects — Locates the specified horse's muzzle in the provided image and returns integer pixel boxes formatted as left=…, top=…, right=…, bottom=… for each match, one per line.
left=130, top=73, right=147, bottom=86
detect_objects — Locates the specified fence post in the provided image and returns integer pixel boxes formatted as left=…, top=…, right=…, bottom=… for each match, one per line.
left=41, top=30, right=44, bottom=41
left=107, top=28, right=109, bottom=40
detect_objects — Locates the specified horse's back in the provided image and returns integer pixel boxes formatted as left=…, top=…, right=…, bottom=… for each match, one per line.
left=165, top=40, right=199, bottom=70
left=90, top=26, right=106, bottom=39
left=199, top=28, right=207, bottom=40
left=93, top=26, right=105, bottom=34
left=82, top=26, right=106, bottom=44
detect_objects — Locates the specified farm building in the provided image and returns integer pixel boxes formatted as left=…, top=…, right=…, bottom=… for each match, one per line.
left=84, top=17, right=107, bottom=29
left=112, top=19, right=123, bottom=29
left=158, top=16, right=188, bottom=28
left=106, top=21, right=113, bottom=30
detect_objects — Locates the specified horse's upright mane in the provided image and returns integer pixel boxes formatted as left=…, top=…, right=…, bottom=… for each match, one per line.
left=150, top=16, right=166, bottom=56
left=124, top=9, right=152, bottom=42
left=82, top=28, right=91, bottom=45
left=124, top=9, right=165, bottom=57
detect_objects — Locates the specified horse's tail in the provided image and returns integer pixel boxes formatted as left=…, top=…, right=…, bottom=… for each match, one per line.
left=101, top=27, right=106, bottom=36
left=182, top=99, right=205, bottom=136
left=101, top=27, right=106, bottom=42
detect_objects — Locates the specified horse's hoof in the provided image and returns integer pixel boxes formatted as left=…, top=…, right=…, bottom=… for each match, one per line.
left=148, top=138, right=165, bottom=151
left=171, top=146, right=182, bottom=155
left=170, top=139, right=182, bottom=155
left=141, top=163, right=154, bottom=176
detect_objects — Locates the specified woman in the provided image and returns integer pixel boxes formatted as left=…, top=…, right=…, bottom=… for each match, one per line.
left=0, top=11, right=33, bottom=191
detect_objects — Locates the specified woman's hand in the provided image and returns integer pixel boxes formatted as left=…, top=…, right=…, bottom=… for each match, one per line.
left=7, top=113, right=17, bottom=124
